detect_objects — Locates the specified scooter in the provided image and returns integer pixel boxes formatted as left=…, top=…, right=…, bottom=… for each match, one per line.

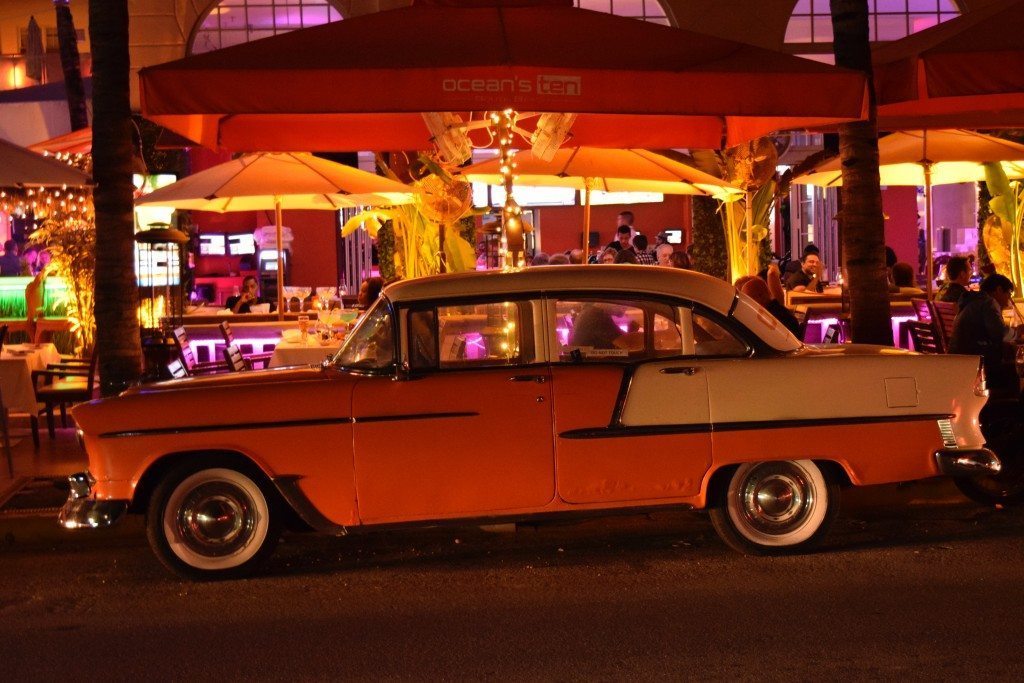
left=955, top=397, right=1024, bottom=505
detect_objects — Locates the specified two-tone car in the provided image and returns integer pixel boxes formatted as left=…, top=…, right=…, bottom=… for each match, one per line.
left=63, top=266, right=999, bottom=579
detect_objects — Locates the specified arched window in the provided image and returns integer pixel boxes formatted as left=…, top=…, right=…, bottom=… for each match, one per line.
left=573, top=0, right=671, bottom=25
left=785, top=0, right=960, bottom=52
left=190, top=0, right=343, bottom=55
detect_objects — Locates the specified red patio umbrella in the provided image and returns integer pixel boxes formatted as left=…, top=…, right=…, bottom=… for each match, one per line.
left=139, top=0, right=868, bottom=152
left=873, top=0, right=1024, bottom=130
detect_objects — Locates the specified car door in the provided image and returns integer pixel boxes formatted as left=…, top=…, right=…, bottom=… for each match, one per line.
left=550, top=297, right=713, bottom=504
left=351, top=297, right=555, bottom=523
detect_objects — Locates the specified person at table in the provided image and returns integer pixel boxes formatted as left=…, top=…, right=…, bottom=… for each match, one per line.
left=892, top=262, right=925, bottom=296
left=737, top=265, right=801, bottom=338
left=225, top=275, right=273, bottom=314
left=949, top=274, right=1023, bottom=398
left=357, top=276, right=385, bottom=309
left=785, top=252, right=824, bottom=293
left=937, top=256, right=971, bottom=304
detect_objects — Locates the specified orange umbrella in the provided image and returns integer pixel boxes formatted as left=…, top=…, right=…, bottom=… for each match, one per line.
left=139, top=0, right=868, bottom=152
left=873, top=0, right=1024, bottom=129
left=462, top=147, right=738, bottom=250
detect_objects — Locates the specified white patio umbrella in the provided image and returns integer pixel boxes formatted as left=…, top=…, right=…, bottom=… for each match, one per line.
left=462, top=147, right=738, bottom=252
left=0, top=136, right=92, bottom=188
left=135, top=151, right=417, bottom=318
left=792, top=129, right=1024, bottom=294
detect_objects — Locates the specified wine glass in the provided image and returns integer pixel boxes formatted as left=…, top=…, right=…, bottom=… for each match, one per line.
left=316, top=286, right=336, bottom=303
left=294, top=286, right=312, bottom=312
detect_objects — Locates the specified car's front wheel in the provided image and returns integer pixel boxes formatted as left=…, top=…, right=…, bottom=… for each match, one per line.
left=709, top=460, right=839, bottom=555
left=146, top=464, right=282, bottom=580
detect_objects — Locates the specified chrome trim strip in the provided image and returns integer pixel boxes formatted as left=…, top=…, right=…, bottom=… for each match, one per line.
left=560, top=413, right=954, bottom=440
left=99, top=417, right=354, bottom=439
left=354, top=411, right=479, bottom=424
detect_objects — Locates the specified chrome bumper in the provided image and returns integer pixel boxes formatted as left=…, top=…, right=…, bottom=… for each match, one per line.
left=58, top=471, right=128, bottom=530
left=934, top=448, right=1002, bottom=476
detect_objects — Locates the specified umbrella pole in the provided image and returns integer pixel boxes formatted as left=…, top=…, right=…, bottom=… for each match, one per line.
left=583, top=180, right=592, bottom=256
left=924, top=162, right=934, bottom=297
left=275, top=197, right=285, bottom=321
left=746, top=191, right=756, bottom=276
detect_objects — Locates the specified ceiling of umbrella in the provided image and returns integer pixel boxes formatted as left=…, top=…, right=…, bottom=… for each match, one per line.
left=791, top=129, right=1024, bottom=187
left=0, top=136, right=92, bottom=189
left=873, top=0, right=1024, bottom=129
left=138, top=0, right=868, bottom=153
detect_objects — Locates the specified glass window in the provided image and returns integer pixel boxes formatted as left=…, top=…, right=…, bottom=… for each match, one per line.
left=190, top=0, right=343, bottom=56
left=691, top=312, right=748, bottom=357
left=573, top=0, right=669, bottom=24
left=785, top=0, right=959, bottom=47
left=412, top=301, right=525, bottom=370
left=334, top=302, right=394, bottom=371
left=554, top=298, right=681, bottom=362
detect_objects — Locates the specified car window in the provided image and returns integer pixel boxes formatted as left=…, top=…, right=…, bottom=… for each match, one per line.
left=334, top=302, right=395, bottom=370
left=410, top=300, right=525, bottom=370
left=553, top=298, right=681, bottom=362
left=691, top=311, right=749, bottom=357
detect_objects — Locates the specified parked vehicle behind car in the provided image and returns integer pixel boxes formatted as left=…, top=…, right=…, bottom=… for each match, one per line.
left=63, top=266, right=1000, bottom=579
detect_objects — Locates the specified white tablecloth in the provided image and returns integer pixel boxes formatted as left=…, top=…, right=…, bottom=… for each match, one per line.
left=269, top=339, right=344, bottom=368
left=0, top=343, right=65, bottom=413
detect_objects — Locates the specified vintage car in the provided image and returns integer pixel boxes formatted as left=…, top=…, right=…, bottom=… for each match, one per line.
left=63, top=266, right=999, bottom=579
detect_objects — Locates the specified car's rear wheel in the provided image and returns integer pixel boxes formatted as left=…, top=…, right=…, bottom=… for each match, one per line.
left=146, top=464, right=281, bottom=580
left=709, top=460, right=839, bottom=555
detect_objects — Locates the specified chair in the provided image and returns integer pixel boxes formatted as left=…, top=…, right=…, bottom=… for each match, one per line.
left=821, top=324, right=840, bottom=344
left=222, top=344, right=250, bottom=372
left=219, top=321, right=273, bottom=368
left=906, top=320, right=942, bottom=354
left=167, top=358, right=188, bottom=379
left=790, top=306, right=809, bottom=342
left=32, top=352, right=98, bottom=441
left=928, top=300, right=958, bottom=353
left=172, top=326, right=227, bottom=375
left=911, top=298, right=931, bottom=322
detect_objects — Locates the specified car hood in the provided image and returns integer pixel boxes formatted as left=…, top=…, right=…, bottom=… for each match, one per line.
left=73, top=366, right=356, bottom=437
left=121, top=366, right=327, bottom=395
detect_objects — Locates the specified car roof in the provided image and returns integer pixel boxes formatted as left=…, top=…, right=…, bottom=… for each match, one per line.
left=382, top=265, right=738, bottom=314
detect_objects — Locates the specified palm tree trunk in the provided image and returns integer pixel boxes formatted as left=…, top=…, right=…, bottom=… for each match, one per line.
left=89, top=0, right=142, bottom=395
left=55, top=0, right=88, bottom=131
left=830, top=0, right=892, bottom=345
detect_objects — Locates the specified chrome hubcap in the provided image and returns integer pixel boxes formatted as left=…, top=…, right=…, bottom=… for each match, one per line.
left=739, top=464, right=813, bottom=535
left=176, top=482, right=255, bottom=557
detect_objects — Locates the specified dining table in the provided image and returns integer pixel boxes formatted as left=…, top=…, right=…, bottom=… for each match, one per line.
left=0, top=343, right=64, bottom=414
left=268, top=337, right=345, bottom=369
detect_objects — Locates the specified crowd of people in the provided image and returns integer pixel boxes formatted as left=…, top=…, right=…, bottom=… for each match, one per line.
left=529, top=211, right=693, bottom=270
left=0, top=240, right=51, bottom=277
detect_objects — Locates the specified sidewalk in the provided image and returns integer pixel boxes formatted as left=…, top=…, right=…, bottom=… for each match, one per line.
left=0, top=421, right=89, bottom=544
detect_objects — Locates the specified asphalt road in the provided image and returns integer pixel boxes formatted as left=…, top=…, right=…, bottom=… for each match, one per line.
left=3, top=490, right=1024, bottom=681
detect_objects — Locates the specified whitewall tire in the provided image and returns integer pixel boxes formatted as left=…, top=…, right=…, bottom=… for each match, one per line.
left=709, top=460, right=839, bottom=555
left=147, top=465, right=281, bottom=580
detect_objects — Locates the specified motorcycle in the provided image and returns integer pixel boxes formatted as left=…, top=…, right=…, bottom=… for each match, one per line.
left=955, top=397, right=1024, bottom=505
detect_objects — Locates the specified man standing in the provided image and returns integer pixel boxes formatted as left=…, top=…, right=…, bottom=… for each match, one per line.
left=0, top=240, right=23, bottom=276
left=606, top=224, right=632, bottom=252
left=950, top=274, right=1022, bottom=397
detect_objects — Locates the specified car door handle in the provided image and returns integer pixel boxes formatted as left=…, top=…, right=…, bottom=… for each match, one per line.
left=509, top=374, right=547, bottom=383
left=660, top=366, right=701, bottom=376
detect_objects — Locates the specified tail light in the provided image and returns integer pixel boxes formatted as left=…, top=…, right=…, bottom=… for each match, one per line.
left=974, top=360, right=988, bottom=397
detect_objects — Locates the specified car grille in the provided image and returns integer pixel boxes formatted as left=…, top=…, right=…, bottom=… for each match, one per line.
left=937, top=419, right=957, bottom=448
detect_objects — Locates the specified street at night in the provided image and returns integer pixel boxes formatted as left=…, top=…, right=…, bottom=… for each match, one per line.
left=4, top=484, right=1024, bottom=680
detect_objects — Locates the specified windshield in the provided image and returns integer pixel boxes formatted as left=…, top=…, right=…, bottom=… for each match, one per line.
left=333, top=300, right=395, bottom=371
